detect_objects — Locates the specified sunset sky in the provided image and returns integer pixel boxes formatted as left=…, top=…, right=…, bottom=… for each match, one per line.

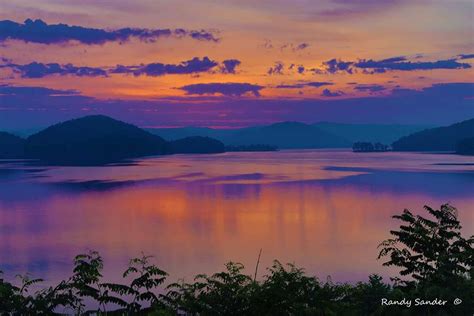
left=0, top=0, right=473, bottom=129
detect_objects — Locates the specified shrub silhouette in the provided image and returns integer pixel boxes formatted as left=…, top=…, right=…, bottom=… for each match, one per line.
left=378, top=204, right=472, bottom=286
left=378, top=204, right=473, bottom=315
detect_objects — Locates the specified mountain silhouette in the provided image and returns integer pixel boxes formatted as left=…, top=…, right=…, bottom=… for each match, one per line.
left=9, top=115, right=470, bottom=165
left=25, top=115, right=167, bottom=165
left=226, top=122, right=349, bottom=148
left=0, top=132, right=25, bottom=159
left=148, top=122, right=427, bottom=148
left=146, top=127, right=236, bottom=142
left=392, top=118, right=474, bottom=152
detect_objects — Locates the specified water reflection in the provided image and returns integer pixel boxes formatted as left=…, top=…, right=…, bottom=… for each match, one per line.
left=0, top=150, right=473, bottom=286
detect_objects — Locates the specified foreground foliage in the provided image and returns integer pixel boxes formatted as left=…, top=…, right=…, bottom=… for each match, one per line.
left=1, top=204, right=472, bottom=315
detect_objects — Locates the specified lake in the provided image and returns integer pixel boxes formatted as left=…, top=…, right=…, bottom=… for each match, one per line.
left=0, top=150, right=473, bottom=286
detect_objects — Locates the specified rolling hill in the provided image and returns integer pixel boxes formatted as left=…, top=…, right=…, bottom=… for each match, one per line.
left=225, top=122, right=350, bottom=148
left=392, top=118, right=474, bottom=152
left=148, top=122, right=429, bottom=148
left=25, top=115, right=168, bottom=165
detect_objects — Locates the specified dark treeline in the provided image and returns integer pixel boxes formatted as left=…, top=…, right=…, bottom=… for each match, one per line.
left=352, top=142, right=390, bottom=152
left=1, top=204, right=473, bottom=315
left=225, top=144, right=278, bottom=152
left=165, top=136, right=226, bottom=154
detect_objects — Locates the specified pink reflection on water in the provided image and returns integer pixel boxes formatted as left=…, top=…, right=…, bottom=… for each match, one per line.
left=0, top=150, right=473, bottom=286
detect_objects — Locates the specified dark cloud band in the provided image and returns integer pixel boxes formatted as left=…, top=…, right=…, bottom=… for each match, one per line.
left=321, top=88, right=344, bottom=97
left=353, top=84, right=386, bottom=92
left=111, top=57, right=219, bottom=77
left=0, top=84, right=78, bottom=96
left=179, top=83, right=264, bottom=97
left=276, top=82, right=334, bottom=89
left=317, top=55, right=471, bottom=74
left=267, top=62, right=285, bottom=75
left=3, top=57, right=241, bottom=78
left=4, top=62, right=107, bottom=78
left=0, top=19, right=219, bottom=45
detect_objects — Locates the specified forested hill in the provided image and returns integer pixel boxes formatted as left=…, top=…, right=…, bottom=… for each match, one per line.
left=392, top=118, right=474, bottom=152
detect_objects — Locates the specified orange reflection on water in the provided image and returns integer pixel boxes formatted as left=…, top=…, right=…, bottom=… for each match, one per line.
left=1, top=173, right=473, bottom=285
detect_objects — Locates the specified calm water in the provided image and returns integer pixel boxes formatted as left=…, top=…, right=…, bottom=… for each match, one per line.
left=0, top=150, right=473, bottom=285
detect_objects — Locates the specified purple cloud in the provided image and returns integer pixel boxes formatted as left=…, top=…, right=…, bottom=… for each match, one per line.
left=179, top=83, right=264, bottom=97
left=0, top=19, right=219, bottom=45
left=319, top=0, right=406, bottom=18
left=354, top=84, right=386, bottom=92
left=321, top=88, right=344, bottom=97
left=306, top=82, right=334, bottom=88
left=0, top=84, right=78, bottom=96
left=319, top=55, right=471, bottom=74
left=295, top=43, right=310, bottom=51
left=354, top=58, right=470, bottom=71
left=4, top=57, right=240, bottom=78
left=267, top=62, right=284, bottom=75
left=5, top=62, right=107, bottom=78
left=276, top=81, right=334, bottom=89
left=175, top=28, right=220, bottom=42
left=457, top=54, right=474, bottom=60
left=274, top=42, right=310, bottom=52
left=220, top=59, right=241, bottom=74
left=262, top=39, right=273, bottom=49
left=111, top=57, right=218, bottom=76
left=377, top=56, right=407, bottom=63
left=322, top=59, right=354, bottom=74
left=276, top=84, right=305, bottom=89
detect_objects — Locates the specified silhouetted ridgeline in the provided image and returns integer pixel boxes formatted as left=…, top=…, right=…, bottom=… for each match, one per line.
left=392, top=118, right=474, bottom=152
left=0, top=132, right=25, bottom=158
left=456, top=137, right=474, bottom=155
left=2, top=116, right=473, bottom=165
left=0, top=115, right=272, bottom=165
left=166, top=136, right=225, bottom=154
left=150, top=122, right=349, bottom=149
left=147, top=122, right=428, bottom=147
left=227, top=121, right=350, bottom=149
left=25, top=115, right=168, bottom=165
